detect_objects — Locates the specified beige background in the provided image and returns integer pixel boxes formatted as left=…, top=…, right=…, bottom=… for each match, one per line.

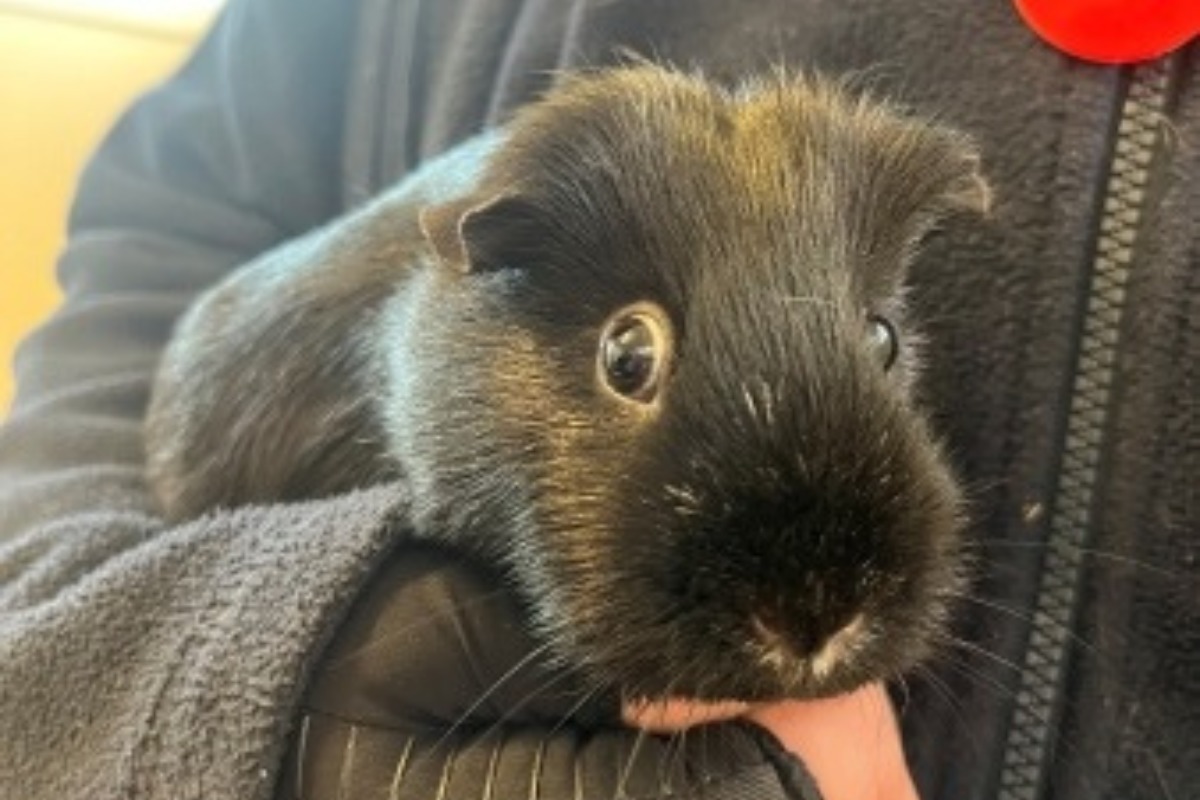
left=0, top=1, right=221, bottom=415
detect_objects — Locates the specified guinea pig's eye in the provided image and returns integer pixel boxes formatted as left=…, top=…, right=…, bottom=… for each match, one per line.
left=598, top=306, right=671, bottom=404
left=868, top=315, right=900, bottom=371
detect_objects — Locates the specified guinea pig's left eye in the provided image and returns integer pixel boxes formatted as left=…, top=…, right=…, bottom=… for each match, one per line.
left=598, top=305, right=672, bottom=404
left=868, top=315, right=899, bottom=371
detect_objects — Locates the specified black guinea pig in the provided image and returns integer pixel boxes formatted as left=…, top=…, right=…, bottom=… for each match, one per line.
left=146, top=64, right=989, bottom=704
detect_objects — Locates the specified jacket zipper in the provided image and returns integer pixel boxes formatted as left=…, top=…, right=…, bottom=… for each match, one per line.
left=995, top=58, right=1174, bottom=799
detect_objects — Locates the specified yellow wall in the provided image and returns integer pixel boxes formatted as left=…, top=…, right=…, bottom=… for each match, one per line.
left=0, top=2, right=221, bottom=416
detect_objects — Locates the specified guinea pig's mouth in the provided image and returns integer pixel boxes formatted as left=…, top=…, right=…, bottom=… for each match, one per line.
left=717, top=612, right=892, bottom=702
left=589, top=611, right=905, bottom=707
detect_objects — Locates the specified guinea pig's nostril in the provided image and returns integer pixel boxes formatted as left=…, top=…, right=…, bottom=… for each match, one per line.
left=750, top=612, right=783, bottom=647
left=751, top=608, right=818, bottom=659
left=751, top=605, right=865, bottom=676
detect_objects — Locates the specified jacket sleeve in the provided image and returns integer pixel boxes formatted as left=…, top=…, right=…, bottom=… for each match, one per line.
left=0, top=1, right=402, bottom=798
left=279, top=546, right=825, bottom=800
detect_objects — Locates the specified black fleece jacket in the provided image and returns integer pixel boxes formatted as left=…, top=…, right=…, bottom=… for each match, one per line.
left=0, top=1, right=1196, bottom=799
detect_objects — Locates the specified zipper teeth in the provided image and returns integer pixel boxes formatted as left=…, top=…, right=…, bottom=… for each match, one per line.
left=996, top=60, right=1171, bottom=800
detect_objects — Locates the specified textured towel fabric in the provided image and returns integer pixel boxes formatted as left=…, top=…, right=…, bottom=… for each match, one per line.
left=2, top=0, right=1197, bottom=799
left=0, top=487, right=406, bottom=798
left=0, top=1, right=381, bottom=796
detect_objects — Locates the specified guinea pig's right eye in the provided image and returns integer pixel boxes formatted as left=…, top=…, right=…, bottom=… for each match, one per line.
left=598, top=306, right=672, bottom=405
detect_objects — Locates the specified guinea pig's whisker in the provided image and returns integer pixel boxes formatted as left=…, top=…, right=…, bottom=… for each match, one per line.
left=933, top=649, right=1083, bottom=763
left=624, top=674, right=692, bottom=795
left=913, top=663, right=988, bottom=761
left=935, top=632, right=1025, bottom=676
left=422, top=641, right=557, bottom=763
left=953, top=476, right=1009, bottom=506
left=932, top=647, right=1019, bottom=703
left=968, top=538, right=1186, bottom=581
left=616, top=725, right=652, bottom=800
left=665, top=728, right=687, bottom=795
left=503, top=676, right=614, bottom=760
left=317, top=586, right=514, bottom=671
left=651, top=729, right=678, bottom=796
left=544, top=681, right=609, bottom=739
left=492, top=667, right=583, bottom=736
left=945, top=591, right=1103, bottom=660
left=946, top=652, right=1089, bottom=764
left=1145, top=750, right=1179, bottom=800
left=914, top=663, right=962, bottom=713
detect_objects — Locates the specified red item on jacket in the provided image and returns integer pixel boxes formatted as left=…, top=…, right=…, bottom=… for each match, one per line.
left=1014, top=0, right=1199, bottom=63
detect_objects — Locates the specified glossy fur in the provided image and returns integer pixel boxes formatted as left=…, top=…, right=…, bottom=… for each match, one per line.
left=147, top=65, right=987, bottom=702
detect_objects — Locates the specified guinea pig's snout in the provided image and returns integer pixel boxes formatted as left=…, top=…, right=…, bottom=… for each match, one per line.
left=750, top=592, right=866, bottom=672
left=647, top=396, right=964, bottom=697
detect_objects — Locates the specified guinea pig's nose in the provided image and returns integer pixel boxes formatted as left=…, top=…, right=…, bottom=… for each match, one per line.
left=751, top=603, right=861, bottom=665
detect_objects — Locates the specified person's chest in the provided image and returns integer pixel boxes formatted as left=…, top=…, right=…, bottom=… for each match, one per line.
left=342, top=2, right=1200, bottom=797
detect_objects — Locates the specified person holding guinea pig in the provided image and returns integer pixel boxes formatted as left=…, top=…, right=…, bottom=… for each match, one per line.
left=0, top=1, right=1195, bottom=799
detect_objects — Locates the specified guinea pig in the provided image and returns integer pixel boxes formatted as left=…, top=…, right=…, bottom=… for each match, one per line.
left=145, top=64, right=989, bottom=705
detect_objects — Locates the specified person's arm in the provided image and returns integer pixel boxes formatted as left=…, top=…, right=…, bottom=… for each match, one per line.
left=0, top=3, right=402, bottom=799
left=282, top=545, right=828, bottom=800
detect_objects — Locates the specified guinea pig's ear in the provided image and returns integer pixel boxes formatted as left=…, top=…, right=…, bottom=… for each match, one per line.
left=859, top=135, right=991, bottom=293
left=908, top=137, right=992, bottom=227
left=419, top=194, right=541, bottom=274
left=936, top=151, right=992, bottom=217
left=873, top=137, right=992, bottom=276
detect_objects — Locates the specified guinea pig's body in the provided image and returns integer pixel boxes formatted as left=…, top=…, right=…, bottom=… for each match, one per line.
left=146, top=65, right=987, bottom=703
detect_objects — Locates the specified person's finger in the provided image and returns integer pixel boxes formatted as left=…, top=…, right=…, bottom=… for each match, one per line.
left=622, top=697, right=750, bottom=730
left=623, top=683, right=918, bottom=800
left=746, top=684, right=919, bottom=800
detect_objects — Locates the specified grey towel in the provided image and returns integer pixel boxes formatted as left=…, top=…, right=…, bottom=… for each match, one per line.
left=0, top=484, right=407, bottom=797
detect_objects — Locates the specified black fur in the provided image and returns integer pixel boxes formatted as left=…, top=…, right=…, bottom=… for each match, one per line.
left=146, top=65, right=987, bottom=702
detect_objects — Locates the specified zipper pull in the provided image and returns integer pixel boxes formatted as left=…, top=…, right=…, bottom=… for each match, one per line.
left=1014, top=0, right=1199, bottom=64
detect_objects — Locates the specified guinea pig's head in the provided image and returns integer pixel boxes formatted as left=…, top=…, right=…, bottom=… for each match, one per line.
left=392, top=66, right=988, bottom=703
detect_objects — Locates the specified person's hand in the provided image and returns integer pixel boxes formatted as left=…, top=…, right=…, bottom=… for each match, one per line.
left=748, top=688, right=919, bottom=800
left=281, top=543, right=914, bottom=799
left=624, top=685, right=918, bottom=800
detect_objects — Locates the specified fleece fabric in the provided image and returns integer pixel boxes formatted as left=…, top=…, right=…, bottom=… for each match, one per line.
left=1, top=0, right=1196, bottom=799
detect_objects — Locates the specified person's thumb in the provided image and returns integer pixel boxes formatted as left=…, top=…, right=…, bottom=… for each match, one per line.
left=746, top=684, right=919, bottom=800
